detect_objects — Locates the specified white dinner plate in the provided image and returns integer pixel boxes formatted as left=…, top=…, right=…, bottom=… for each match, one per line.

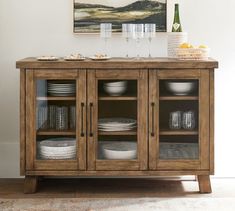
left=98, top=118, right=137, bottom=126
left=90, top=56, right=111, bottom=61
left=37, top=56, right=58, bottom=61
left=64, top=57, right=86, bottom=61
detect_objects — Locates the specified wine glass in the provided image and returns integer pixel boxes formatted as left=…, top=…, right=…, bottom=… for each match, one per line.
left=145, top=24, right=156, bottom=57
left=122, top=24, right=134, bottom=58
left=133, top=24, right=144, bottom=59
left=100, top=23, right=112, bottom=56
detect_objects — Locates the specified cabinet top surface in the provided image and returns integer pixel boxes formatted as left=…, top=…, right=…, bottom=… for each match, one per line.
left=16, top=57, right=218, bottom=69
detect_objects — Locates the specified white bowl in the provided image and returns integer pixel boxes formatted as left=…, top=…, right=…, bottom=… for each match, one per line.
left=103, top=148, right=137, bottom=160
left=102, top=141, right=137, bottom=160
left=104, top=85, right=127, bottom=96
left=104, top=81, right=127, bottom=87
left=165, top=82, right=196, bottom=95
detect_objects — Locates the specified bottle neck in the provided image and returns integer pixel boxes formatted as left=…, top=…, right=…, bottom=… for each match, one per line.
left=172, top=4, right=182, bottom=32
left=174, top=4, right=180, bottom=20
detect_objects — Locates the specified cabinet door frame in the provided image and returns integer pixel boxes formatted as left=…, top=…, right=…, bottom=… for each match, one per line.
left=25, top=69, right=86, bottom=171
left=149, top=69, right=210, bottom=170
left=87, top=69, right=148, bottom=171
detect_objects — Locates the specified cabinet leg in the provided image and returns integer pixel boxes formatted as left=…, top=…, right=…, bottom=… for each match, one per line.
left=197, top=175, right=212, bottom=193
left=24, top=176, right=38, bottom=194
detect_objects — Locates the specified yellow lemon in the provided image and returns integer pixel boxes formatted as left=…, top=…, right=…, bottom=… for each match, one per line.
left=199, top=45, right=208, bottom=49
left=179, top=43, right=193, bottom=48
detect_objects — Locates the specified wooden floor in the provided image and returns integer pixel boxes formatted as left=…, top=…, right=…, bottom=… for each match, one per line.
left=0, top=177, right=235, bottom=198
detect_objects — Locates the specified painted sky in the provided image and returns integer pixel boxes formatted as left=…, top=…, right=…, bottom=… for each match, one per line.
left=74, top=0, right=166, bottom=8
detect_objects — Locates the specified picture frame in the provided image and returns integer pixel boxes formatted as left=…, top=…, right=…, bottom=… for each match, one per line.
left=73, top=0, right=167, bottom=33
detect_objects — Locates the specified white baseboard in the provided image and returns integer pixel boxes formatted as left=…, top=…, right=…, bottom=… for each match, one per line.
left=0, top=142, right=21, bottom=178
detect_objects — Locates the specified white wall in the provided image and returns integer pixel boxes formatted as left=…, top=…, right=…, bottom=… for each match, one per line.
left=0, top=0, right=234, bottom=177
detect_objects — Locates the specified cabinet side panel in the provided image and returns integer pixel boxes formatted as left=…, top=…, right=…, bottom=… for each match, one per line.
left=25, top=70, right=35, bottom=170
left=139, top=70, right=148, bottom=170
left=20, top=69, right=26, bottom=175
left=209, top=70, right=215, bottom=174
left=200, top=70, right=210, bottom=170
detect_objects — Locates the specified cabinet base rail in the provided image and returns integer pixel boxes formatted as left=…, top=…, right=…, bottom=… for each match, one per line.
left=24, top=172, right=212, bottom=194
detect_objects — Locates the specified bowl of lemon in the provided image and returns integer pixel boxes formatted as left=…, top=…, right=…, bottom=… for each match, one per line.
left=176, top=43, right=210, bottom=60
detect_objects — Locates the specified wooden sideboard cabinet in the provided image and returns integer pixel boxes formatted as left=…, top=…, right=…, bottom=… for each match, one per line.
left=16, top=58, right=218, bottom=194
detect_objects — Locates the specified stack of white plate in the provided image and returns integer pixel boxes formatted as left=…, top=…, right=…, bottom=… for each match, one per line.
left=101, top=141, right=137, bottom=160
left=38, top=138, right=76, bottom=160
left=103, top=81, right=127, bottom=96
left=47, top=81, right=76, bottom=96
left=98, top=118, right=137, bottom=132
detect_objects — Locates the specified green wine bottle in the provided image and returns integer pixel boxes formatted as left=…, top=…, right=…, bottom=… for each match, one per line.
left=172, top=4, right=182, bottom=32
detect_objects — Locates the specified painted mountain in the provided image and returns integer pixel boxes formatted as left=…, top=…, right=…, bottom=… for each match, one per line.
left=74, top=0, right=166, bottom=33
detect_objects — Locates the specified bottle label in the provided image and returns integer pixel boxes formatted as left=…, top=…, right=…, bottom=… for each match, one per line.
left=173, top=23, right=180, bottom=31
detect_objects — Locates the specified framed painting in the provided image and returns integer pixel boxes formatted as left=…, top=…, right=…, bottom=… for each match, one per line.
left=73, top=0, right=167, bottom=33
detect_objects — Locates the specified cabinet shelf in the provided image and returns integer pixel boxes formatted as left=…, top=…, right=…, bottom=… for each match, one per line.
left=159, top=130, right=198, bottom=136
left=37, top=96, right=76, bottom=101
left=37, top=129, right=76, bottom=136
left=98, top=130, right=137, bottom=136
left=98, top=95, right=137, bottom=101
left=159, top=96, right=198, bottom=101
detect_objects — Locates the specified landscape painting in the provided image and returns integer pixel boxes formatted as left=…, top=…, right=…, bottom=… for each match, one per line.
left=73, top=0, right=167, bottom=33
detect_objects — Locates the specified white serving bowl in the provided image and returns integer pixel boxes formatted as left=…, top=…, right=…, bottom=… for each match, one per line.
left=103, top=85, right=127, bottom=96
left=103, top=148, right=137, bottom=159
left=165, top=82, right=196, bottom=95
left=102, top=141, right=137, bottom=160
left=104, top=81, right=127, bottom=87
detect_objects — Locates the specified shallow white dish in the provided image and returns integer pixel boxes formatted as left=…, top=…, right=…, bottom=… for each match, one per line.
left=98, top=118, right=137, bottom=126
left=39, top=138, right=76, bottom=151
left=37, top=56, right=58, bottom=61
left=64, top=57, right=85, bottom=61
left=165, top=81, right=196, bottom=95
left=102, top=141, right=137, bottom=160
left=40, top=154, right=76, bottom=160
left=90, top=56, right=111, bottom=61
left=98, top=128, right=135, bottom=132
left=47, top=82, right=76, bottom=96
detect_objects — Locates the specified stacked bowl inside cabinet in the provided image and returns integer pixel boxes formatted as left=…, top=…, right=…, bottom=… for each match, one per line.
left=38, top=138, right=76, bottom=160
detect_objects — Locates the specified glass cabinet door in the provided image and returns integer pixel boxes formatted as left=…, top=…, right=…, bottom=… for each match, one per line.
left=26, top=70, right=86, bottom=171
left=149, top=69, right=210, bottom=170
left=87, top=70, right=148, bottom=171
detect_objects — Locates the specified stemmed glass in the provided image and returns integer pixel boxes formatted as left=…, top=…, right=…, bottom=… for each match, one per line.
left=145, top=24, right=156, bottom=57
left=133, top=24, right=144, bottom=59
left=122, top=24, right=134, bottom=58
left=100, top=23, right=112, bottom=56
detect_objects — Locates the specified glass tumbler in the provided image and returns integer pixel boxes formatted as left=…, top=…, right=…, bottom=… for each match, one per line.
left=145, top=24, right=156, bottom=57
left=69, top=105, right=76, bottom=130
left=56, top=106, right=69, bottom=130
left=122, top=23, right=134, bottom=58
left=133, top=24, right=144, bottom=59
left=169, top=111, right=182, bottom=130
left=182, top=111, right=196, bottom=130
left=100, top=23, right=112, bottom=56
